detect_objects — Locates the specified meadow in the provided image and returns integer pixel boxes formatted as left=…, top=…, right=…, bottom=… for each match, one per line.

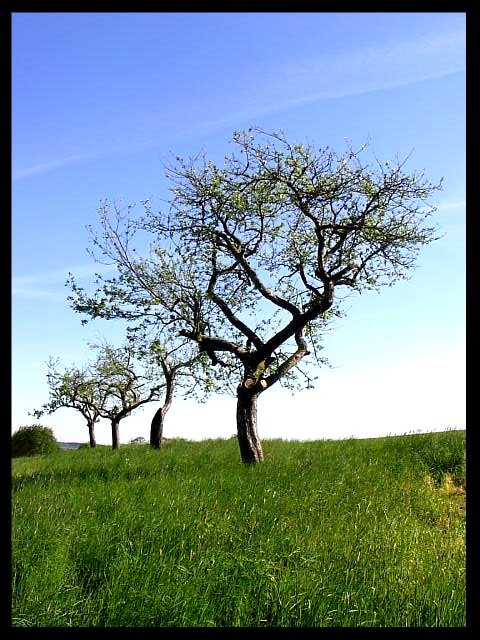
left=11, top=430, right=466, bottom=627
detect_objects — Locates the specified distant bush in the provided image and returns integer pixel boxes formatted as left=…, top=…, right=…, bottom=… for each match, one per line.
left=12, top=425, right=59, bottom=458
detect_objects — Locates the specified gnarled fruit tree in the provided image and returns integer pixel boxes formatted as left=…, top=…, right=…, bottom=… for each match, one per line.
left=69, top=128, right=441, bottom=463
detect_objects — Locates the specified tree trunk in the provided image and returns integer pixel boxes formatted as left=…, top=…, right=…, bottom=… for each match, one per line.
left=236, top=386, right=264, bottom=463
left=150, top=407, right=164, bottom=449
left=150, top=367, right=175, bottom=449
left=111, top=419, right=120, bottom=450
left=88, top=421, right=96, bottom=448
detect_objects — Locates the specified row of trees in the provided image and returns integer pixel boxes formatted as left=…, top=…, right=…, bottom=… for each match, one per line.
left=35, top=128, right=441, bottom=462
left=33, top=338, right=211, bottom=449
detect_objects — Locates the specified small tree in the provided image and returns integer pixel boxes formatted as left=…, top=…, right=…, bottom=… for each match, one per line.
left=32, top=358, right=109, bottom=447
left=90, top=340, right=170, bottom=450
left=69, top=128, right=442, bottom=463
left=126, top=324, right=215, bottom=448
left=12, top=424, right=59, bottom=458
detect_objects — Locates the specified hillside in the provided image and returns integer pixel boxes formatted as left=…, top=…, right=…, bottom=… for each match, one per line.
left=12, top=430, right=466, bottom=627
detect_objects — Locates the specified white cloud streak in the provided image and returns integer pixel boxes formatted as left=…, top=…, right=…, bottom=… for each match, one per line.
left=12, top=263, right=116, bottom=300
left=12, top=142, right=158, bottom=181
left=13, top=26, right=465, bottom=181
left=436, top=200, right=466, bottom=211
left=12, top=154, right=93, bottom=181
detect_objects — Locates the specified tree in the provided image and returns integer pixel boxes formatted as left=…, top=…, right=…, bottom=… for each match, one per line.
left=127, top=329, right=209, bottom=449
left=89, top=341, right=167, bottom=450
left=32, top=358, right=108, bottom=447
left=69, top=128, right=441, bottom=463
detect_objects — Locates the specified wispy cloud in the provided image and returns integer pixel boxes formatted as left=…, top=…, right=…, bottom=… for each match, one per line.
left=218, top=27, right=465, bottom=124
left=12, top=142, right=159, bottom=181
left=13, top=26, right=465, bottom=181
left=196, top=26, right=465, bottom=137
left=12, top=288, right=67, bottom=301
left=436, top=200, right=466, bottom=211
left=280, top=28, right=465, bottom=89
left=12, top=154, right=94, bottom=181
left=12, top=263, right=116, bottom=300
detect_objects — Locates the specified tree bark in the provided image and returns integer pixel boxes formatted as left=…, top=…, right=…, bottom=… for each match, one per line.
left=111, top=419, right=120, bottom=450
left=150, top=408, right=164, bottom=449
left=150, top=367, right=175, bottom=449
left=87, top=420, right=96, bottom=448
left=236, top=386, right=264, bottom=463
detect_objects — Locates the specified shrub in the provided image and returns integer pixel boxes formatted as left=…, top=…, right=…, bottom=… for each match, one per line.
left=12, top=425, right=59, bottom=458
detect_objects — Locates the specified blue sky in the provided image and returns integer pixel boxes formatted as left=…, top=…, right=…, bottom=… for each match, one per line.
left=12, top=12, right=466, bottom=445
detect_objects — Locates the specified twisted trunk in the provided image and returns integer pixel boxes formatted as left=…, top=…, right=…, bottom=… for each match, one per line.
left=87, top=420, right=96, bottom=448
left=236, top=385, right=264, bottom=463
left=150, top=369, right=175, bottom=449
left=150, top=408, right=165, bottom=448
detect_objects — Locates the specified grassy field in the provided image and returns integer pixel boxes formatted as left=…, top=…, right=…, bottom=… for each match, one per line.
left=11, top=430, right=466, bottom=627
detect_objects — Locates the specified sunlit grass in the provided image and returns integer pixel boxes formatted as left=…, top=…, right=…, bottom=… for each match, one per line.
left=12, top=430, right=465, bottom=627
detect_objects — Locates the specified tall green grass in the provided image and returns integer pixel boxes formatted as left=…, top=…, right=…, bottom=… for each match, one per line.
left=12, top=430, right=466, bottom=627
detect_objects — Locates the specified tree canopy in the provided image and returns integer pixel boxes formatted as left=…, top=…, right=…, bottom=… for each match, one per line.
left=32, top=357, right=109, bottom=447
